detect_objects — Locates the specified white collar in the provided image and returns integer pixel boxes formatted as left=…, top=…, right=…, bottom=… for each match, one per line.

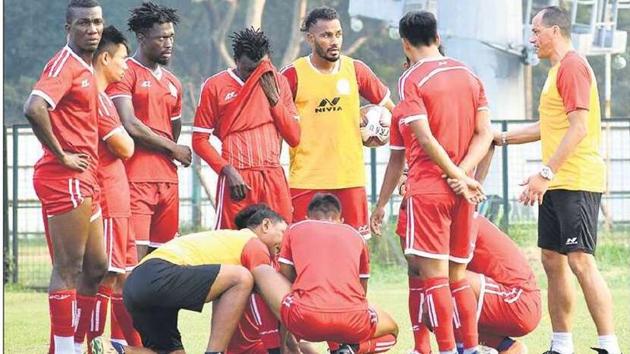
left=130, top=56, right=163, bottom=80
left=64, top=44, right=94, bottom=74
left=227, top=68, right=245, bottom=86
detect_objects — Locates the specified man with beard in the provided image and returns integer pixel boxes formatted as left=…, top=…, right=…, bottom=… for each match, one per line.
left=107, top=2, right=191, bottom=262
left=24, top=0, right=105, bottom=352
left=281, top=6, right=393, bottom=238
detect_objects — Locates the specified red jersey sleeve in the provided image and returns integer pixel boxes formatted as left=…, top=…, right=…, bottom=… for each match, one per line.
left=240, top=238, right=272, bottom=271
left=397, top=97, right=428, bottom=125
left=32, top=53, right=74, bottom=110
left=278, top=230, right=294, bottom=266
left=280, top=65, right=298, bottom=100
left=476, top=78, right=489, bottom=111
left=192, top=79, right=229, bottom=173
left=97, top=96, right=123, bottom=141
left=106, top=63, right=134, bottom=99
left=389, top=105, right=405, bottom=150
left=354, top=60, right=390, bottom=105
left=359, top=241, right=370, bottom=279
left=171, top=85, right=183, bottom=121
left=557, top=54, right=592, bottom=114
left=270, top=73, right=301, bottom=147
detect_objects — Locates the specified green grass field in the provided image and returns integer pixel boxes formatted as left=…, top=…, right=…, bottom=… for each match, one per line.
left=4, top=227, right=630, bottom=353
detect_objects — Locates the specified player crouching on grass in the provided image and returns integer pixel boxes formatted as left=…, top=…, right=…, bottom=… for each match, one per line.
left=252, top=193, right=399, bottom=354
left=90, top=205, right=288, bottom=354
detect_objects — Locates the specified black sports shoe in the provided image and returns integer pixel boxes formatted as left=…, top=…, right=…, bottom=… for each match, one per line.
left=542, top=351, right=562, bottom=354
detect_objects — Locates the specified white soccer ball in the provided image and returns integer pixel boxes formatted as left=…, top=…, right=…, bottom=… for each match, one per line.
left=360, top=104, right=391, bottom=147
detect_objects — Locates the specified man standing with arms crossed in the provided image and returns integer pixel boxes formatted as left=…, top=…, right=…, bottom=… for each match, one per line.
left=497, top=6, right=620, bottom=354
left=281, top=6, right=393, bottom=238
left=107, top=2, right=191, bottom=260
left=24, top=1, right=106, bottom=352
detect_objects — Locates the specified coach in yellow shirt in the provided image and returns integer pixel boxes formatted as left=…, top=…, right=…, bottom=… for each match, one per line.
left=281, top=7, right=394, bottom=238
left=496, top=6, right=619, bottom=354
left=91, top=205, right=287, bottom=354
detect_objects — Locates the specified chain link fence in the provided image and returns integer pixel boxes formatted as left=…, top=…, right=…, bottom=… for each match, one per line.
left=4, top=119, right=630, bottom=288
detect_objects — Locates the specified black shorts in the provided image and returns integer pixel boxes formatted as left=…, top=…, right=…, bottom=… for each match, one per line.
left=123, top=258, right=221, bottom=352
left=538, top=189, right=601, bottom=254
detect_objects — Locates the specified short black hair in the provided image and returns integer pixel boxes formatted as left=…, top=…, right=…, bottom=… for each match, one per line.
left=230, top=27, right=271, bottom=62
left=234, top=204, right=285, bottom=229
left=307, top=193, right=342, bottom=218
left=95, top=26, right=129, bottom=57
left=540, top=6, right=571, bottom=38
left=66, top=0, right=101, bottom=23
left=301, top=6, right=338, bottom=32
left=398, top=11, right=438, bottom=47
left=128, top=1, right=179, bottom=35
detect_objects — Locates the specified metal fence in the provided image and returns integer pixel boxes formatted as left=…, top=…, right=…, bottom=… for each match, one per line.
left=4, top=119, right=630, bottom=288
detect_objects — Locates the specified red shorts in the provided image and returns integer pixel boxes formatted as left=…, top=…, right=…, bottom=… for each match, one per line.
left=397, top=194, right=478, bottom=263
left=477, top=274, right=541, bottom=338
left=227, top=294, right=279, bottom=354
left=129, top=182, right=179, bottom=248
left=215, top=167, right=292, bottom=229
left=291, top=187, right=369, bottom=238
left=34, top=177, right=100, bottom=218
left=280, top=294, right=376, bottom=343
left=103, top=216, right=138, bottom=273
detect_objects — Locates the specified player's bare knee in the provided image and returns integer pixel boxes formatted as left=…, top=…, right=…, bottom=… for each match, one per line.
left=567, top=251, right=596, bottom=277
left=541, top=249, right=567, bottom=273
left=227, top=265, right=254, bottom=291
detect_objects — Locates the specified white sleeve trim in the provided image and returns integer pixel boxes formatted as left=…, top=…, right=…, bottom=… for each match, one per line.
left=477, top=106, right=489, bottom=112
left=31, top=90, right=57, bottom=110
left=377, top=88, right=391, bottom=106
left=359, top=274, right=370, bottom=279
left=278, top=257, right=294, bottom=265
left=109, top=94, right=132, bottom=100
left=192, top=126, right=214, bottom=134
left=390, top=145, right=405, bottom=150
left=402, top=115, right=428, bottom=124
left=102, top=126, right=125, bottom=141
left=170, top=115, right=181, bottom=121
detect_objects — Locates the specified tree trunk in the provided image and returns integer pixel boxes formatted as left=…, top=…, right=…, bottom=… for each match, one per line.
left=281, top=0, right=308, bottom=67
left=244, top=0, right=266, bottom=28
left=203, top=0, right=237, bottom=68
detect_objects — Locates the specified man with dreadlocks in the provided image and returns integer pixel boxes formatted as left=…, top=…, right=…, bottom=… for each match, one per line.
left=192, top=27, right=300, bottom=229
left=107, top=2, right=191, bottom=264
left=192, top=27, right=300, bottom=354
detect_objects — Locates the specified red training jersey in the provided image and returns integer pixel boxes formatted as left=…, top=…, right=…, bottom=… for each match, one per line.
left=106, top=57, right=183, bottom=183
left=280, top=58, right=389, bottom=104
left=278, top=220, right=370, bottom=312
left=193, top=68, right=299, bottom=172
left=97, top=92, right=131, bottom=217
left=391, top=56, right=488, bottom=195
left=31, top=45, right=99, bottom=186
left=468, top=217, right=538, bottom=292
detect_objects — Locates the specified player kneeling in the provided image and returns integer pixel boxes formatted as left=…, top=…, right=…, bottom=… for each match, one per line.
left=91, top=205, right=288, bottom=354
left=252, top=193, right=399, bottom=354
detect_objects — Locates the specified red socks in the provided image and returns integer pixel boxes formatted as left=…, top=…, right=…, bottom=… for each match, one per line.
left=409, top=277, right=432, bottom=354
left=86, top=286, right=112, bottom=345
left=451, top=279, right=479, bottom=351
left=74, top=294, right=96, bottom=348
left=49, top=289, right=77, bottom=354
left=111, top=293, right=142, bottom=346
left=252, top=294, right=281, bottom=349
left=423, top=277, right=456, bottom=352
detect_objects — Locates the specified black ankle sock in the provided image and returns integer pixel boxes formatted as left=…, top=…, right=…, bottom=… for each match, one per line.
left=497, top=337, right=516, bottom=352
